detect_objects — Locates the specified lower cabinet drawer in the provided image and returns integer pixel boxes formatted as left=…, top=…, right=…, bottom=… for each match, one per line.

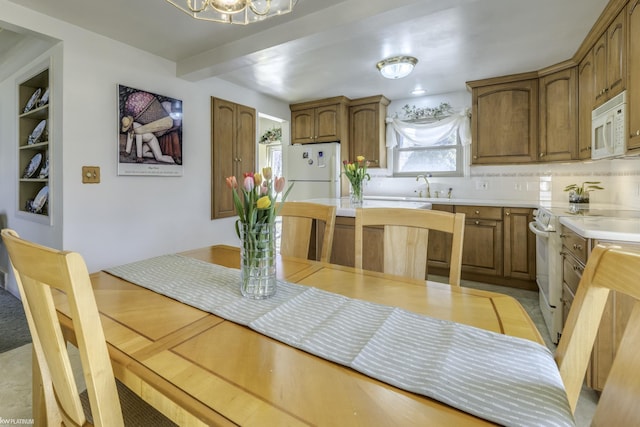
left=562, top=253, right=584, bottom=295
left=561, top=227, right=588, bottom=263
left=561, top=282, right=575, bottom=327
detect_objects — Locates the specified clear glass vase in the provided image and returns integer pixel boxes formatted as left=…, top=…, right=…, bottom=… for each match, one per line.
left=240, top=222, right=277, bottom=299
left=568, top=192, right=589, bottom=204
left=350, top=181, right=364, bottom=206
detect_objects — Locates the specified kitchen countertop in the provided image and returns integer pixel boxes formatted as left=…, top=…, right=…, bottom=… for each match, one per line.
left=366, top=196, right=540, bottom=208
left=560, top=215, right=640, bottom=243
left=302, top=197, right=433, bottom=217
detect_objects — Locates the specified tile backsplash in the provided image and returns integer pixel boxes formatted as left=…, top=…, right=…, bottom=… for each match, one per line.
left=367, top=157, right=640, bottom=208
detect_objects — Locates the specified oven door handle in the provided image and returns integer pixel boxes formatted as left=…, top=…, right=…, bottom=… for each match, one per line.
left=528, top=221, right=550, bottom=238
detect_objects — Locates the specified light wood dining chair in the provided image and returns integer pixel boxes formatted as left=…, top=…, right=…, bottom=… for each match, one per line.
left=1, top=229, right=175, bottom=427
left=354, top=208, right=465, bottom=286
left=277, top=202, right=337, bottom=262
left=554, top=244, right=640, bottom=426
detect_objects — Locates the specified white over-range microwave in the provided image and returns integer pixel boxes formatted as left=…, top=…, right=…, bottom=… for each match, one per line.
left=592, top=90, right=627, bottom=160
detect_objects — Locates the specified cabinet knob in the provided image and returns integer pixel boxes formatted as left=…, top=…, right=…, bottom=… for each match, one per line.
left=539, top=153, right=545, bottom=158
left=474, top=220, right=480, bottom=225
left=473, top=156, right=478, bottom=160
left=474, top=210, right=480, bottom=215
left=505, top=211, right=510, bottom=216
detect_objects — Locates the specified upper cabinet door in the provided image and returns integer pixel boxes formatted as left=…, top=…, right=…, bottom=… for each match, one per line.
left=314, top=105, right=340, bottom=142
left=578, top=51, right=595, bottom=159
left=627, top=0, right=640, bottom=151
left=471, top=79, right=538, bottom=164
left=594, top=9, right=627, bottom=106
left=349, top=95, right=389, bottom=168
left=539, top=67, right=578, bottom=161
left=606, top=10, right=626, bottom=98
left=291, top=108, right=314, bottom=143
left=593, top=33, right=608, bottom=105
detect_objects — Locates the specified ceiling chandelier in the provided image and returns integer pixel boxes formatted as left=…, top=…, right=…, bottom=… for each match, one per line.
left=165, top=0, right=297, bottom=25
left=376, top=56, right=418, bottom=79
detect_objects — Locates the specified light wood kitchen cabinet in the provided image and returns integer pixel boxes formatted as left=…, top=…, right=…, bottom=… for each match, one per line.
left=538, top=67, right=578, bottom=161
left=349, top=95, right=390, bottom=168
left=627, top=0, right=640, bottom=152
left=503, top=208, right=536, bottom=280
left=290, top=96, right=349, bottom=144
left=18, top=65, right=51, bottom=222
left=577, top=51, right=595, bottom=159
left=211, top=97, right=256, bottom=219
left=455, top=206, right=503, bottom=277
left=594, top=9, right=626, bottom=107
left=468, top=77, right=539, bottom=164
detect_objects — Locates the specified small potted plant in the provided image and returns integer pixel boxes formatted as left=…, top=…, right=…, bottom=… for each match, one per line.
left=564, top=181, right=604, bottom=203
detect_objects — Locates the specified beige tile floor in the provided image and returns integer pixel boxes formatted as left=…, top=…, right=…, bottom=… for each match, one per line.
left=0, top=279, right=598, bottom=426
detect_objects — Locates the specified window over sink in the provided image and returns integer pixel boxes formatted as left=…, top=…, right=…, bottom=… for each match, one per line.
left=387, top=108, right=471, bottom=177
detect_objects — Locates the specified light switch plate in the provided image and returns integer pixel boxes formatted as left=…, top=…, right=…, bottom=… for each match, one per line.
left=82, top=166, right=100, bottom=184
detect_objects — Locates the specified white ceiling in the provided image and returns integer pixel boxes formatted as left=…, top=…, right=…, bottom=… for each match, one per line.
left=3, top=0, right=609, bottom=104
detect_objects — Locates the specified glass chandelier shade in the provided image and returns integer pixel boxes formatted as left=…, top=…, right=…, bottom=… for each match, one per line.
left=376, top=56, right=418, bottom=79
left=165, top=0, right=297, bottom=24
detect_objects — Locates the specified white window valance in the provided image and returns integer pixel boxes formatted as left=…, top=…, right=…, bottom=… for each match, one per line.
left=386, top=108, right=472, bottom=148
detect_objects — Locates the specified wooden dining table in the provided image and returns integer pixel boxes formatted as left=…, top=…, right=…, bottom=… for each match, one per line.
left=52, top=245, right=544, bottom=426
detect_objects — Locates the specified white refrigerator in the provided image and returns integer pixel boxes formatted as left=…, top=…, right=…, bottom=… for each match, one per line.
left=286, top=142, right=340, bottom=201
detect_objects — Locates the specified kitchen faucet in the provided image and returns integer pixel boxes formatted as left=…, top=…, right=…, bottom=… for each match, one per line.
left=416, top=174, right=431, bottom=198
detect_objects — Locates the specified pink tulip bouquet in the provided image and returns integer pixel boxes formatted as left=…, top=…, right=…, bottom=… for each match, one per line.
left=225, top=167, right=292, bottom=239
left=226, top=167, right=293, bottom=298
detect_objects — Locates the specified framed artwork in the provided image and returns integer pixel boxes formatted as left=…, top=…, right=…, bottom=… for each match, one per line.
left=117, top=84, right=183, bottom=176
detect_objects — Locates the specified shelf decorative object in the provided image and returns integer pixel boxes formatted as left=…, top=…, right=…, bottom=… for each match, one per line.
left=401, top=102, right=453, bottom=121
left=18, top=65, right=51, bottom=221
left=343, top=156, right=370, bottom=206
left=226, top=167, right=292, bottom=299
left=259, top=127, right=282, bottom=144
left=564, top=181, right=604, bottom=203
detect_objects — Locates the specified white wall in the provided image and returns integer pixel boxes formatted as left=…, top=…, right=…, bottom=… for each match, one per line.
left=0, top=1, right=291, bottom=292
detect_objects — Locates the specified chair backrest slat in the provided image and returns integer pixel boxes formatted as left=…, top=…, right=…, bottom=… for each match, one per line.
left=278, top=202, right=337, bottom=263
left=354, top=208, right=465, bottom=286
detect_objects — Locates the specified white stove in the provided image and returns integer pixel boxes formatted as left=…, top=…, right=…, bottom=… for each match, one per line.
left=530, top=203, right=640, bottom=343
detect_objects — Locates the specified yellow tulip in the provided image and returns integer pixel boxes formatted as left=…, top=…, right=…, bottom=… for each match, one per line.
left=262, top=167, right=273, bottom=180
left=256, top=196, right=271, bottom=209
left=254, top=173, right=263, bottom=186
left=356, top=155, right=365, bottom=162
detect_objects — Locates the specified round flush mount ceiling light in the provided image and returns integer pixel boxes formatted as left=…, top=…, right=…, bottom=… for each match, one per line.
left=376, top=56, right=418, bottom=79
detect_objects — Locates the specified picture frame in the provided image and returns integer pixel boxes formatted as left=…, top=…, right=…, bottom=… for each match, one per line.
left=117, top=84, right=183, bottom=176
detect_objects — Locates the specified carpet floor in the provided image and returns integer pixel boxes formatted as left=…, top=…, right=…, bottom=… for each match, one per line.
left=0, top=288, right=31, bottom=353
